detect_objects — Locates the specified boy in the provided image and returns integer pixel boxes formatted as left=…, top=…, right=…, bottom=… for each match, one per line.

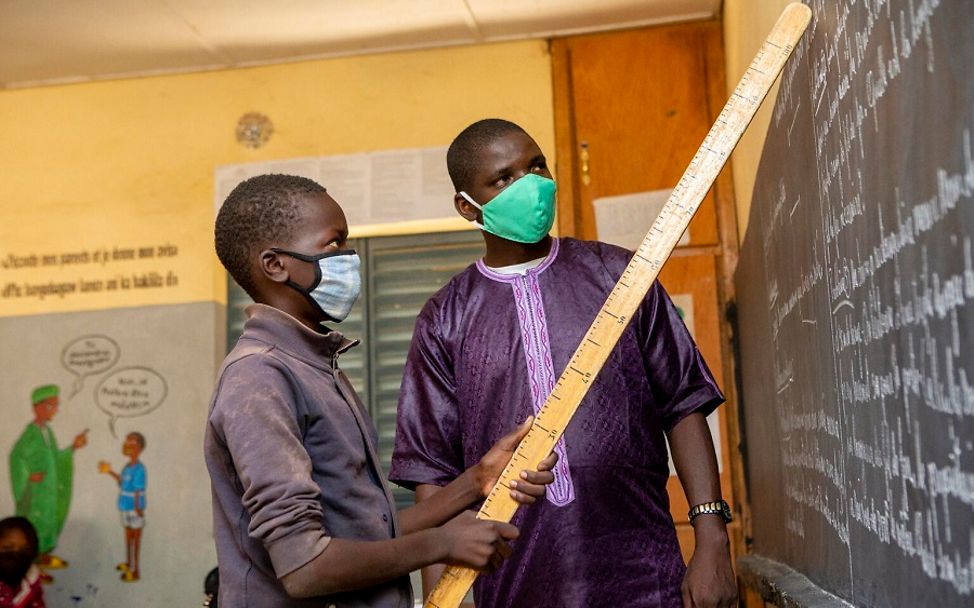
left=390, top=119, right=738, bottom=607
left=206, top=174, right=556, bottom=607
left=98, top=431, right=147, bottom=582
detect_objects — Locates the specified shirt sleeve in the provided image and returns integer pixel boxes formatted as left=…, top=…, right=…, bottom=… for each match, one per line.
left=8, top=431, right=30, bottom=508
left=638, top=280, right=724, bottom=432
left=388, top=300, right=465, bottom=490
left=210, top=355, right=331, bottom=577
left=132, top=464, right=146, bottom=492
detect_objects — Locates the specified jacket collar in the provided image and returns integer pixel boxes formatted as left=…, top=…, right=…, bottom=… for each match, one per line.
left=241, top=304, right=358, bottom=363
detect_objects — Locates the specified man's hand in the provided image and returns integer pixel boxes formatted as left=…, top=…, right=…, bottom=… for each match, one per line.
left=72, top=429, right=89, bottom=450
left=476, top=417, right=558, bottom=504
left=436, top=511, right=518, bottom=571
left=28, top=472, right=45, bottom=483
left=681, top=518, right=738, bottom=608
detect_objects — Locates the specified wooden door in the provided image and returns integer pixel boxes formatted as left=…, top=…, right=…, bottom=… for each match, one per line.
left=553, top=21, right=724, bottom=245
left=551, top=20, right=746, bottom=563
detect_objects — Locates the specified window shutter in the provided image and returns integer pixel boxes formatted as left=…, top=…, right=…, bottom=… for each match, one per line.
left=335, top=240, right=369, bottom=401
left=366, top=231, right=483, bottom=509
left=226, top=279, right=251, bottom=351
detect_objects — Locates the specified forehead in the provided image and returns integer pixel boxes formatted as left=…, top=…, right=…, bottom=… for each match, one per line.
left=0, top=528, right=28, bottom=547
left=474, top=131, right=543, bottom=174
left=294, top=191, right=346, bottom=231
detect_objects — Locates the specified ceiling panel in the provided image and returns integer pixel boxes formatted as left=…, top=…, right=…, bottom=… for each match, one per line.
left=0, top=0, right=720, bottom=88
left=468, top=0, right=720, bottom=38
left=165, top=0, right=475, bottom=63
left=0, top=0, right=222, bottom=85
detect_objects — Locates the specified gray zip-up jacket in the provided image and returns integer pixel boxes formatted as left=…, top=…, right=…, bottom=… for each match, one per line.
left=205, top=304, right=412, bottom=607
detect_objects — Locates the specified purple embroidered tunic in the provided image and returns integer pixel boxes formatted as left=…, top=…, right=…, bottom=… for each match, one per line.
left=389, top=238, right=723, bottom=608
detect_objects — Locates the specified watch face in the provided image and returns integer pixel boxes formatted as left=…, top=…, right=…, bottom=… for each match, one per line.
left=721, top=502, right=733, bottom=522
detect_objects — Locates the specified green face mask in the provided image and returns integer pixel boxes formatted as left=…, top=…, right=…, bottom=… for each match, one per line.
left=460, top=174, right=557, bottom=244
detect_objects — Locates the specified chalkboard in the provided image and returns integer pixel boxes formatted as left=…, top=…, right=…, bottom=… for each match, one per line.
left=735, top=1, right=973, bottom=607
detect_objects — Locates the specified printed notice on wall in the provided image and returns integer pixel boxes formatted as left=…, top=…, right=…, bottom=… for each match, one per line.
left=0, top=244, right=182, bottom=302
left=593, top=189, right=690, bottom=250
left=214, top=146, right=456, bottom=226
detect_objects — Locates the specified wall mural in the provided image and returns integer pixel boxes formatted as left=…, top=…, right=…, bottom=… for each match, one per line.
left=0, top=303, right=217, bottom=607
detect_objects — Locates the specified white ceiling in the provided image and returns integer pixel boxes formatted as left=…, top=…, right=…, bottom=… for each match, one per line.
left=0, top=0, right=720, bottom=89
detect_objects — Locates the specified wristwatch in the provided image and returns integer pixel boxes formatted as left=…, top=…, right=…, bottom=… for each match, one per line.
left=688, top=500, right=732, bottom=524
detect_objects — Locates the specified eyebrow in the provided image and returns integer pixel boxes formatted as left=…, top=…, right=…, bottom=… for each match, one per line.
left=486, top=164, right=513, bottom=182
left=485, top=154, right=547, bottom=182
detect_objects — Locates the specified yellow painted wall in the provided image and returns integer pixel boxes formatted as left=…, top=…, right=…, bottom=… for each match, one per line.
left=722, top=0, right=793, bottom=241
left=0, top=41, right=554, bottom=317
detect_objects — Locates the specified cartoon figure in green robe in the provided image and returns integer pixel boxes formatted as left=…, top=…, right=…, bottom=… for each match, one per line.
left=8, top=385, right=88, bottom=577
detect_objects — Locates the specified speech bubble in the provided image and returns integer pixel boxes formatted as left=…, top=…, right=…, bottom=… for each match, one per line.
left=94, top=366, right=167, bottom=437
left=61, top=335, right=120, bottom=397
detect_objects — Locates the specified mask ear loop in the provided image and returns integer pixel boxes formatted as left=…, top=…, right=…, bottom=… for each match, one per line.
left=458, top=192, right=485, bottom=230
left=269, top=248, right=324, bottom=295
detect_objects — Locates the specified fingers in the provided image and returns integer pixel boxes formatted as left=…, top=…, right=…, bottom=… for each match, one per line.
left=537, top=451, right=559, bottom=471
left=487, top=551, right=504, bottom=572
left=495, top=416, right=535, bottom=450
left=508, top=476, right=552, bottom=503
left=507, top=484, right=536, bottom=504
left=484, top=539, right=512, bottom=572
left=508, top=487, right=535, bottom=504
left=509, top=460, right=556, bottom=503
left=520, top=468, right=555, bottom=486
left=493, top=521, right=519, bottom=541
left=495, top=540, right=513, bottom=560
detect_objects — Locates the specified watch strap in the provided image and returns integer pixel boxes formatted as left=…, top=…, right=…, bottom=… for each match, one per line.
left=688, top=499, right=732, bottom=523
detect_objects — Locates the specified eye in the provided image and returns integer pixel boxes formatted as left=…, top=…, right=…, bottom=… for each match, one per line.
left=532, top=161, right=548, bottom=173
left=493, top=174, right=513, bottom=188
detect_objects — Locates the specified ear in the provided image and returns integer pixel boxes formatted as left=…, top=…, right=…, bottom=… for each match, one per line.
left=454, top=192, right=480, bottom=222
left=258, top=249, right=290, bottom=284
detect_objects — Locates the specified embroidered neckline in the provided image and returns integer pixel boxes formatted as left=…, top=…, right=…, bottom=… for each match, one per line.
left=475, top=238, right=560, bottom=283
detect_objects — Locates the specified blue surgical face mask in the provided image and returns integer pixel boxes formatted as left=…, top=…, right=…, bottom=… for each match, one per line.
left=459, top=173, right=557, bottom=244
left=271, top=248, right=361, bottom=322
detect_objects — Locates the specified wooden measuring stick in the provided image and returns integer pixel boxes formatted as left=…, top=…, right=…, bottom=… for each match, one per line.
left=424, top=4, right=812, bottom=606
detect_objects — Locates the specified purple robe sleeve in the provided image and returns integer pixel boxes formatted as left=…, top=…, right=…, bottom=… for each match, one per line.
left=389, top=301, right=465, bottom=489
left=639, top=281, right=724, bottom=431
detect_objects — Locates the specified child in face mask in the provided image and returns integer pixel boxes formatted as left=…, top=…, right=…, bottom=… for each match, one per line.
left=206, top=174, right=558, bottom=607
left=0, top=517, right=45, bottom=608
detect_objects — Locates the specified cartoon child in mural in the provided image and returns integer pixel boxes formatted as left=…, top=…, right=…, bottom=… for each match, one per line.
left=98, top=432, right=146, bottom=582
left=8, top=384, right=88, bottom=582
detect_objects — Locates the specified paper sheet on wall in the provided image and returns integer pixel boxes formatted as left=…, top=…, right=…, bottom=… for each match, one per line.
left=213, top=146, right=455, bottom=226
left=665, top=293, right=723, bottom=475
left=593, top=189, right=690, bottom=250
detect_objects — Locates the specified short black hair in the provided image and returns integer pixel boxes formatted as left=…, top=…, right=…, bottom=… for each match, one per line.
left=215, top=174, right=326, bottom=298
left=128, top=431, right=146, bottom=449
left=0, top=517, right=39, bottom=558
left=447, top=118, right=528, bottom=192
